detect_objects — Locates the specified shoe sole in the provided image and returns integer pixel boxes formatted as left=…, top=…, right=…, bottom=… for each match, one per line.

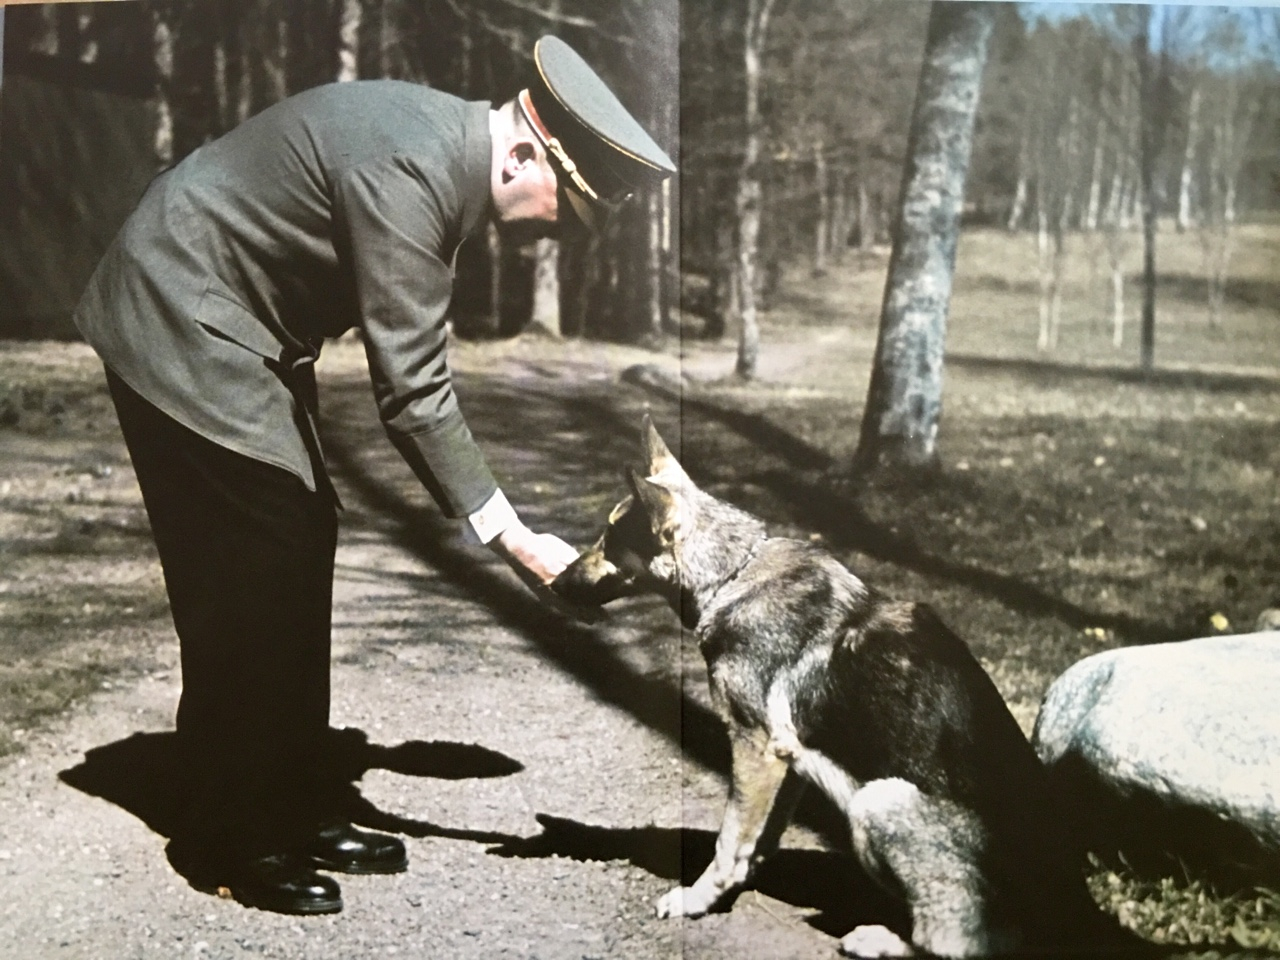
left=232, top=889, right=344, bottom=915
left=310, top=856, right=408, bottom=876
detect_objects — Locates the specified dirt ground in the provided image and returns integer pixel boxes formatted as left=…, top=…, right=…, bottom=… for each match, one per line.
left=2, top=231, right=1279, bottom=958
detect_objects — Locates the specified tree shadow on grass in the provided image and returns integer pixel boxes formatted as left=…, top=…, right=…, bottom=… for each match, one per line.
left=623, top=372, right=1186, bottom=646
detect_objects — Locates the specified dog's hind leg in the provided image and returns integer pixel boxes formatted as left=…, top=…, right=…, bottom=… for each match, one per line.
left=656, top=726, right=797, bottom=919
left=841, top=779, right=1018, bottom=959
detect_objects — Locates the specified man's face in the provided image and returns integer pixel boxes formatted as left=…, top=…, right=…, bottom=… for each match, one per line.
left=492, top=139, right=561, bottom=243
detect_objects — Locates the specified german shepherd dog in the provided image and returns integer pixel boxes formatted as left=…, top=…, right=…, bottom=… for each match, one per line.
left=553, top=418, right=1133, bottom=958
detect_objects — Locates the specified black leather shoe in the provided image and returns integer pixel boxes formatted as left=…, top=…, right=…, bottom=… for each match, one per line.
left=306, top=822, right=408, bottom=875
left=226, top=853, right=343, bottom=915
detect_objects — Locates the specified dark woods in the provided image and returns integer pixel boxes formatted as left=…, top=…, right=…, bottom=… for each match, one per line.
left=1, top=2, right=1278, bottom=347
left=0, top=0, right=678, bottom=342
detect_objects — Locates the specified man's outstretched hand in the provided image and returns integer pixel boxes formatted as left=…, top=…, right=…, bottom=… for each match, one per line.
left=491, top=521, right=579, bottom=588
left=490, top=522, right=605, bottom=623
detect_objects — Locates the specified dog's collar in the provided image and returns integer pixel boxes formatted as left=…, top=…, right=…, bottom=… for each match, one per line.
left=704, top=535, right=768, bottom=608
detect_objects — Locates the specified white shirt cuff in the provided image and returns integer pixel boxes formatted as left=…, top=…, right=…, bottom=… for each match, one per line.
left=465, top=488, right=519, bottom=545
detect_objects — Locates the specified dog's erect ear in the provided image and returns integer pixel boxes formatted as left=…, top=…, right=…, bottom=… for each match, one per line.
left=626, top=466, right=678, bottom=543
left=640, top=415, right=687, bottom=482
left=606, top=495, right=634, bottom=525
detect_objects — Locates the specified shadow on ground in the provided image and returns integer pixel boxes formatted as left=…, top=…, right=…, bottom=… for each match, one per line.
left=57, top=728, right=524, bottom=843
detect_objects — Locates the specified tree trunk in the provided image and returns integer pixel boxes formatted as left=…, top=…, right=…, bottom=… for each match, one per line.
left=1084, top=56, right=1110, bottom=232
left=153, top=8, right=175, bottom=169
left=529, top=238, right=561, bottom=337
left=1007, top=129, right=1030, bottom=231
left=857, top=179, right=873, bottom=250
left=1104, top=64, right=1131, bottom=230
left=1037, top=204, right=1052, bottom=350
left=1177, top=84, right=1201, bottom=232
left=709, top=213, right=735, bottom=341
left=235, top=2, right=254, bottom=123
left=660, top=176, right=675, bottom=333
left=830, top=170, right=847, bottom=261
left=264, top=7, right=287, bottom=102
left=488, top=223, right=503, bottom=333
left=813, top=140, right=829, bottom=276
left=337, top=0, right=360, bottom=83
left=1136, top=6, right=1161, bottom=373
left=855, top=1, right=995, bottom=472
left=636, top=187, right=665, bottom=342
left=1111, top=258, right=1125, bottom=347
left=735, top=0, right=776, bottom=380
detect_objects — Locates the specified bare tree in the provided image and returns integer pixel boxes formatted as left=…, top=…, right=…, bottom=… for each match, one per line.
left=1135, top=4, right=1171, bottom=372
left=1199, top=67, right=1260, bottom=328
left=1176, top=82, right=1201, bottom=232
left=855, top=1, right=995, bottom=472
left=812, top=139, right=829, bottom=276
left=153, top=6, right=176, bottom=169
left=734, top=0, right=777, bottom=379
left=529, top=238, right=561, bottom=336
left=337, top=0, right=360, bottom=83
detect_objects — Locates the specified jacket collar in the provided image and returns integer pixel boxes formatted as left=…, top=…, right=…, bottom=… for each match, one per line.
left=461, top=100, right=495, bottom=240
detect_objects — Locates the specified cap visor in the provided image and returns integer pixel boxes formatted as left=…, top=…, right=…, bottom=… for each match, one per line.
left=559, top=180, right=605, bottom=237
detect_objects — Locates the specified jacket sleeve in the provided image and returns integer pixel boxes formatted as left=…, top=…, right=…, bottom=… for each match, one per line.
left=333, top=155, right=497, bottom=519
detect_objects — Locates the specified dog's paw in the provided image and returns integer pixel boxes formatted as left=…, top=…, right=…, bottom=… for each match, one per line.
left=654, top=885, right=714, bottom=919
left=767, top=724, right=802, bottom=761
left=839, top=925, right=914, bottom=958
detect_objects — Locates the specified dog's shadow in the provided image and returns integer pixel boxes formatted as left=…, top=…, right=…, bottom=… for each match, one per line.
left=486, top=812, right=907, bottom=940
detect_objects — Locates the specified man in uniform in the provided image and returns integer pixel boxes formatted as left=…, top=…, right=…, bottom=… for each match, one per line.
left=73, top=36, right=675, bottom=915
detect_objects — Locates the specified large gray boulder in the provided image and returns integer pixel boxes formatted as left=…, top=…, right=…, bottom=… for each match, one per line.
left=1033, top=631, right=1280, bottom=882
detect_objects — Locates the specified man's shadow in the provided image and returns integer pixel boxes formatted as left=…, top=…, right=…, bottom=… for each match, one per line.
left=57, top=727, right=526, bottom=847
left=59, top=729, right=901, bottom=939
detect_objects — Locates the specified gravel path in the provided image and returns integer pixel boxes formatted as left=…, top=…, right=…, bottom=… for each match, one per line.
left=0, top=337, right=852, bottom=960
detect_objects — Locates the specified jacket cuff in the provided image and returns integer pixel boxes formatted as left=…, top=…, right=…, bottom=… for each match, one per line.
left=386, top=412, right=497, bottom=518
left=465, top=489, right=519, bottom=544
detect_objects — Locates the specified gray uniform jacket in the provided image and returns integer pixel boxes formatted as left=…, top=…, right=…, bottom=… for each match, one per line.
left=74, top=80, right=498, bottom=518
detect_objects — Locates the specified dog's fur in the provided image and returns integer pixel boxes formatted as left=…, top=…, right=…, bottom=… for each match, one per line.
left=553, top=418, right=1132, bottom=958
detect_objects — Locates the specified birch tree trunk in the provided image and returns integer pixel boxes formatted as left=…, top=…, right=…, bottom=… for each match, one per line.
left=828, top=170, right=845, bottom=262
left=153, top=8, right=175, bottom=169
left=855, top=1, right=995, bottom=472
left=1177, top=84, right=1201, bottom=232
left=1007, top=129, right=1030, bottom=231
left=1037, top=203, right=1052, bottom=350
left=1136, top=6, right=1161, bottom=372
left=857, top=179, right=873, bottom=250
left=337, top=0, right=361, bottom=83
left=1084, top=57, right=1110, bottom=232
left=735, top=0, right=776, bottom=380
left=813, top=140, right=829, bottom=276
left=265, top=7, right=287, bottom=102
left=529, top=238, right=561, bottom=337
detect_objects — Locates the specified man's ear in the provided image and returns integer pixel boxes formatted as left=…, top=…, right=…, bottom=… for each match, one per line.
left=502, top=139, right=539, bottom=182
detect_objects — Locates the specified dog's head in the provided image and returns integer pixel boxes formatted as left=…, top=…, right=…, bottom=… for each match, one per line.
left=551, top=415, right=690, bottom=608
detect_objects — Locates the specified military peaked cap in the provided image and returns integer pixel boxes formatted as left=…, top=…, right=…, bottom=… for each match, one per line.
left=519, top=35, right=676, bottom=233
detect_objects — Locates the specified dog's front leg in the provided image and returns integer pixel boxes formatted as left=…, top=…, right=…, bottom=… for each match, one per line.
left=656, top=728, right=794, bottom=919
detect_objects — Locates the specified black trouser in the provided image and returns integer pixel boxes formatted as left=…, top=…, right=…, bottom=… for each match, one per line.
left=107, top=369, right=343, bottom=859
